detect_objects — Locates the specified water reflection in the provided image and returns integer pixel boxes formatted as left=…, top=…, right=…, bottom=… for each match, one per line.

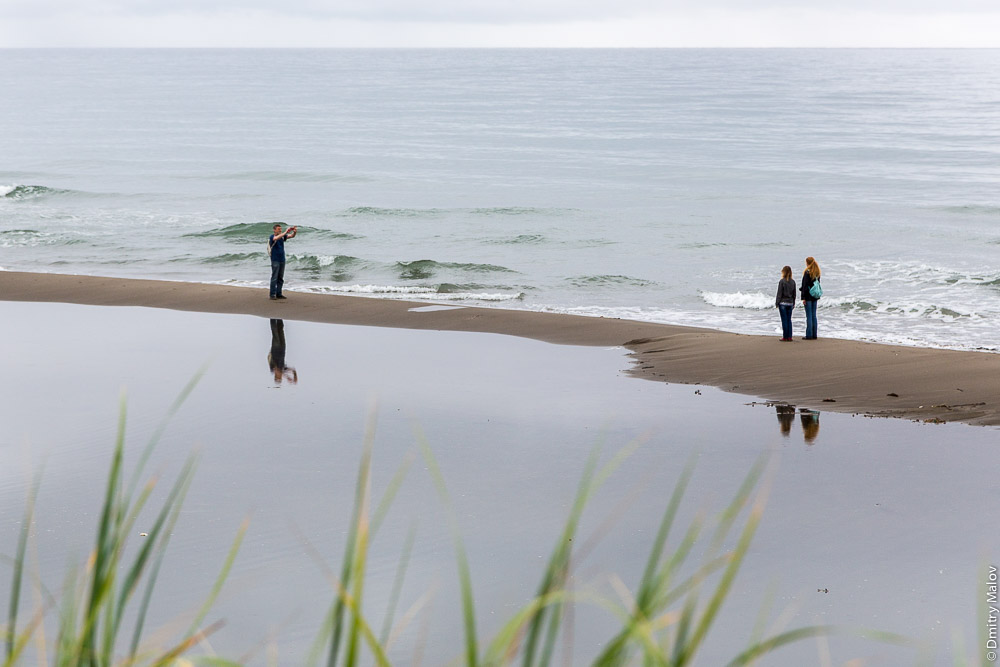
left=774, top=404, right=819, bottom=443
left=267, top=318, right=298, bottom=385
left=775, top=404, right=796, bottom=436
left=800, top=409, right=820, bottom=443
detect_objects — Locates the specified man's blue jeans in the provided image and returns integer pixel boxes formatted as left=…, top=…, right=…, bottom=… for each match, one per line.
left=270, top=261, right=285, bottom=298
left=803, top=300, right=818, bottom=339
left=778, top=304, right=793, bottom=339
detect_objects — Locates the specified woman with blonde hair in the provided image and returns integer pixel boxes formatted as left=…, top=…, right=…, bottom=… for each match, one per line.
left=774, top=265, right=796, bottom=341
left=800, top=256, right=821, bottom=339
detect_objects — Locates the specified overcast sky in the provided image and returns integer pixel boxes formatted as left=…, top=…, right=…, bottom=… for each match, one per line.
left=1, top=0, right=999, bottom=47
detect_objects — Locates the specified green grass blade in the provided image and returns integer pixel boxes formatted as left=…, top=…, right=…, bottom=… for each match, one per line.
left=331, top=586, right=392, bottom=667
left=128, top=460, right=199, bottom=659
left=345, top=449, right=373, bottom=667
left=673, top=478, right=766, bottom=666
left=724, top=626, right=837, bottom=666
left=184, top=516, right=249, bottom=640
left=380, top=523, right=417, bottom=646
left=6, top=467, right=42, bottom=662
left=370, top=451, right=415, bottom=539
left=725, top=625, right=911, bottom=667
left=80, top=392, right=128, bottom=665
left=326, top=408, right=377, bottom=667
left=307, top=606, right=337, bottom=667
left=116, top=459, right=195, bottom=639
left=638, top=457, right=697, bottom=607
left=192, top=657, right=246, bottom=667
left=594, top=460, right=700, bottom=667
left=54, top=559, right=84, bottom=664
left=417, top=435, right=478, bottom=667
left=521, top=449, right=597, bottom=667
left=2, top=603, right=48, bottom=667
left=151, top=619, right=225, bottom=667
left=484, top=591, right=566, bottom=664
left=707, top=458, right=765, bottom=556
left=669, top=596, right=696, bottom=666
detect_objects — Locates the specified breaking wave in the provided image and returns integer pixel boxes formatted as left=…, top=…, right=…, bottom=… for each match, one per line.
left=701, top=291, right=774, bottom=310
left=566, top=274, right=657, bottom=288
left=0, top=229, right=84, bottom=248
left=395, top=259, right=517, bottom=280
left=295, top=283, right=524, bottom=302
left=342, top=206, right=443, bottom=218
left=196, top=252, right=266, bottom=264
left=1, top=184, right=73, bottom=200
left=485, top=234, right=547, bottom=245
left=702, top=290, right=985, bottom=320
left=184, top=222, right=361, bottom=244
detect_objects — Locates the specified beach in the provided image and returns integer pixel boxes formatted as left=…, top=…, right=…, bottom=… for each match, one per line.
left=3, top=47, right=1000, bottom=664
left=3, top=270, right=999, bottom=426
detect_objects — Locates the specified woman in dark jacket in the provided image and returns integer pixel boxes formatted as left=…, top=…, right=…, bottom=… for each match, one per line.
left=775, top=265, right=796, bottom=341
left=800, top=256, right=821, bottom=339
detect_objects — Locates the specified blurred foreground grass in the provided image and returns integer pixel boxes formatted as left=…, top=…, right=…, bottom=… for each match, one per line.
left=4, top=390, right=974, bottom=666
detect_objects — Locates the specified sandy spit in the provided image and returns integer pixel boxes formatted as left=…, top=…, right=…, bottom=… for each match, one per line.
left=3, top=271, right=998, bottom=426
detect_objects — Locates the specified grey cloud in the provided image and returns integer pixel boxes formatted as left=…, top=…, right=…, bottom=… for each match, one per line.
left=3, top=0, right=998, bottom=22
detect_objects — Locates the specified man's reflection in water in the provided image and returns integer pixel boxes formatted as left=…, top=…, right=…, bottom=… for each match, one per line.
left=773, top=404, right=820, bottom=443
left=268, top=318, right=298, bottom=385
left=800, top=409, right=820, bottom=444
left=775, top=404, right=796, bottom=436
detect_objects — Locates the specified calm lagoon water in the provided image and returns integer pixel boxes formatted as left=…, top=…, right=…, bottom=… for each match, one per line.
left=1, top=301, right=998, bottom=664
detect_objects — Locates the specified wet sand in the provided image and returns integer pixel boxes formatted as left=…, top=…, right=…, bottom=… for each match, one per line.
left=2, top=270, right=999, bottom=425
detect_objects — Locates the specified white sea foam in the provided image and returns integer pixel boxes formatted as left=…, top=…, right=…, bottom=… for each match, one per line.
left=287, top=253, right=340, bottom=267
left=0, top=185, right=15, bottom=197
left=408, top=305, right=466, bottom=312
left=298, top=284, right=523, bottom=302
left=219, top=280, right=523, bottom=302
left=700, top=291, right=774, bottom=310
left=0, top=230, right=61, bottom=248
left=313, top=284, right=433, bottom=294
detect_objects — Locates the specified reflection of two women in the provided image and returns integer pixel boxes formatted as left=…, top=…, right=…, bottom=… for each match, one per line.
left=775, top=404, right=819, bottom=443
left=268, top=318, right=298, bottom=385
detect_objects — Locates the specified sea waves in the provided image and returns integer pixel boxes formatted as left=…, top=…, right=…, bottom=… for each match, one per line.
left=224, top=280, right=524, bottom=303
left=299, top=283, right=524, bottom=302
left=185, top=222, right=362, bottom=244
left=0, top=229, right=84, bottom=248
left=701, top=290, right=985, bottom=321
left=1, top=184, right=73, bottom=200
left=395, top=259, right=517, bottom=279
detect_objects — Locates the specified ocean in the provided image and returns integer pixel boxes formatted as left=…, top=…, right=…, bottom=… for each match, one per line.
left=2, top=48, right=999, bottom=351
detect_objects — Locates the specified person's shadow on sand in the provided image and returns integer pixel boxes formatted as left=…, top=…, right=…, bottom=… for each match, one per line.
left=268, top=318, right=298, bottom=385
left=775, top=404, right=819, bottom=443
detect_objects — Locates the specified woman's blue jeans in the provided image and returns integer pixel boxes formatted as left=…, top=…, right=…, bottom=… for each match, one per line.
left=803, top=300, right=818, bottom=339
left=778, top=304, right=793, bottom=339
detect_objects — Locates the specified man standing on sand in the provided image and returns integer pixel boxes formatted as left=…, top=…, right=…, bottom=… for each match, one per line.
left=267, top=223, right=297, bottom=300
